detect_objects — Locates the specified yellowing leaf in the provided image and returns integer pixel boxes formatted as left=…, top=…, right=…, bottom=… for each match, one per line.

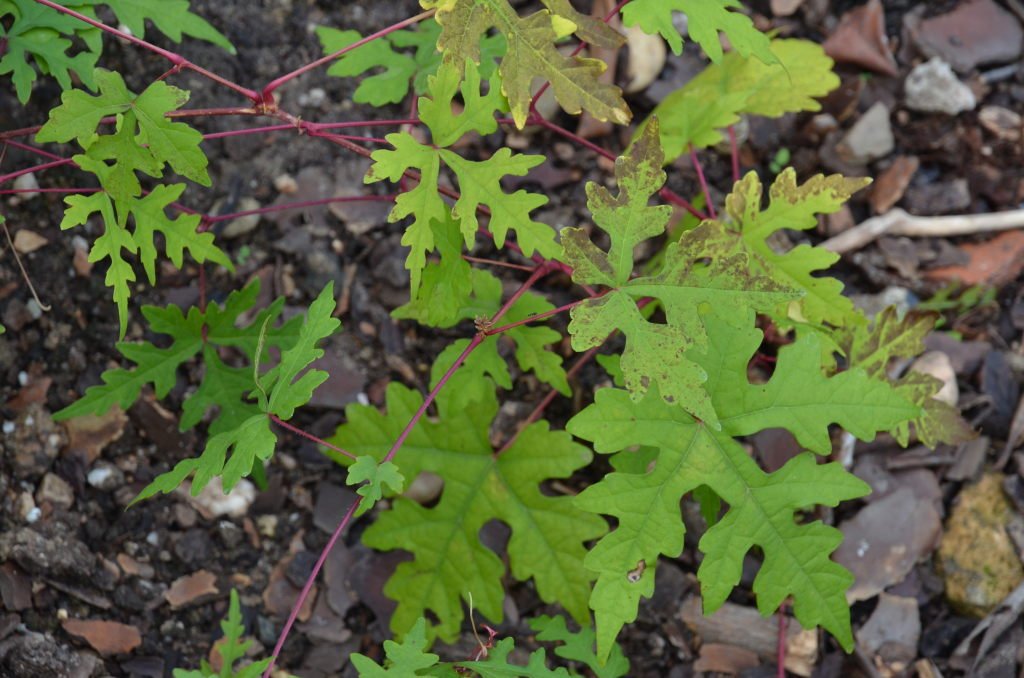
left=724, top=168, right=870, bottom=329
left=426, top=0, right=629, bottom=128
left=562, top=121, right=800, bottom=422
left=646, top=39, right=838, bottom=160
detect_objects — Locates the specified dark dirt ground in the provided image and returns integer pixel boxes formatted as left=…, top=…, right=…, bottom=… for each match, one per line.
left=2, top=0, right=1024, bottom=676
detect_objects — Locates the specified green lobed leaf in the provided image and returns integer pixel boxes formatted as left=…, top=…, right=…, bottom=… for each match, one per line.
left=39, top=68, right=210, bottom=190
left=172, top=589, right=272, bottom=678
left=624, top=0, right=775, bottom=61
left=366, top=61, right=556, bottom=296
left=527, top=616, right=629, bottom=678
left=646, top=39, right=838, bottom=161
left=258, top=282, right=341, bottom=419
left=423, top=0, right=629, bottom=128
left=567, top=313, right=927, bottom=659
left=125, top=283, right=335, bottom=502
left=97, top=0, right=234, bottom=54
left=0, top=0, right=99, bottom=103
left=350, top=618, right=442, bottom=676
left=328, top=375, right=605, bottom=642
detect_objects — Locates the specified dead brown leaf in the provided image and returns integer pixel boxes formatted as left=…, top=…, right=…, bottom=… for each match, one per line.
left=63, top=406, right=127, bottom=464
left=61, top=618, right=142, bottom=656
left=165, top=570, right=219, bottom=609
left=926, top=230, right=1024, bottom=286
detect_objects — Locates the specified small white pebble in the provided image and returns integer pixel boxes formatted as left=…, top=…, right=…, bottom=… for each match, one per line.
left=25, top=507, right=41, bottom=523
left=146, top=531, right=160, bottom=546
left=87, top=466, right=114, bottom=488
left=2, top=421, right=15, bottom=435
left=17, top=371, right=29, bottom=386
left=25, top=299, right=42, bottom=320
left=357, top=392, right=370, bottom=406
left=56, top=608, right=68, bottom=620
left=24, top=415, right=34, bottom=427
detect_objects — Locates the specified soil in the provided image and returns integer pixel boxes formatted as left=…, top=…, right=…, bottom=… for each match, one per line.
left=2, top=1, right=1024, bottom=677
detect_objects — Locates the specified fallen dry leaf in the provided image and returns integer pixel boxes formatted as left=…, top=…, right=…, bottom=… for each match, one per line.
left=263, top=556, right=317, bottom=622
left=870, top=156, right=920, bottom=213
left=624, top=24, right=666, bottom=94
left=823, top=0, right=899, bottom=77
left=926, top=230, right=1024, bottom=286
left=165, top=570, right=219, bottom=609
left=4, top=377, right=52, bottom=412
left=62, top=618, right=142, bottom=656
left=12, top=229, right=48, bottom=254
left=63, top=406, right=127, bottom=464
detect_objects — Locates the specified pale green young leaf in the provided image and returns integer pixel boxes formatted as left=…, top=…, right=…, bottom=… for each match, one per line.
left=365, top=132, right=447, bottom=294
left=0, top=0, right=99, bottom=103
left=442, top=148, right=553, bottom=254
left=58, top=184, right=230, bottom=336
left=528, top=616, right=630, bottom=678
left=420, top=59, right=504, bottom=147
left=347, top=456, right=405, bottom=517
left=38, top=69, right=209, bottom=189
left=391, top=212, right=473, bottom=327
left=723, top=169, right=870, bottom=329
left=425, top=0, right=629, bottom=128
left=328, top=377, right=604, bottom=642
left=350, top=618, right=442, bottom=676
left=647, top=39, right=838, bottom=160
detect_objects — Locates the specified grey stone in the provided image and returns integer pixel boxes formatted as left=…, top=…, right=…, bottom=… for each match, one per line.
left=905, top=58, right=976, bottom=115
left=838, top=102, right=894, bottom=164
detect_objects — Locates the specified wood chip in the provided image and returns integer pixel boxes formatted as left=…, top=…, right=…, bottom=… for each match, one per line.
left=165, top=570, right=219, bottom=609
left=680, top=596, right=818, bottom=676
left=61, top=618, right=142, bottom=655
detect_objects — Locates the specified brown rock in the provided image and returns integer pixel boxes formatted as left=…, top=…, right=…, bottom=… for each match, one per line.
left=926, top=230, right=1024, bottom=287
left=823, top=0, right=899, bottom=77
left=164, top=570, right=219, bottom=609
left=61, top=618, right=141, bottom=656
left=909, top=0, right=1024, bottom=73
left=36, top=473, right=73, bottom=509
left=870, top=156, right=919, bottom=213
left=12, top=230, right=47, bottom=254
left=939, top=473, right=1024, bottom=617
left=835, top=486, right=942, bottom=602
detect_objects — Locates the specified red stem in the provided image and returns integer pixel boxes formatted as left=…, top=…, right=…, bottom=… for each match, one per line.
left=689, top=145, right=716, bottom=220
left=269, top=414, right=356, bottom=460
left=0, top=158, right=75, bottom=185
left=484, top=297, right=589, bottom=336
left=31, top=0, right=261, bottom=103
left=259, top=9, right=435, bottom=104
left=3, top=138, right=63, bottom=161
